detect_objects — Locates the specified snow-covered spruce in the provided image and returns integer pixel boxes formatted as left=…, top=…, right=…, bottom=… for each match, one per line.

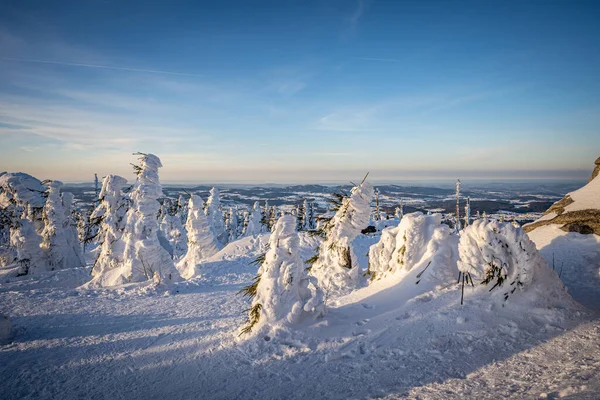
left=367, top=212, right=458, bottom=283
left=60, top=192, right=86, bottom=269
left=0, top=172, right=46, bottom=268
left=457, top=219, right=564, bottom=303
left=205, top=187, right=227, bottom=245
left=178, top=194, right=221, bottom=279
left=41, top=181, right=84, bottom=270
left=309, top=180, right=373, bottom=298
left=119, top=154, right=181, bottom=285
left=87, top=175, right=129, bottom=285
left=243, top=201, right=264, bottom=236
left=239, top=215, right=324, bottom=337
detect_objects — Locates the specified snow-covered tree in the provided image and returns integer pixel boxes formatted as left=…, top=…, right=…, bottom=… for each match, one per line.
left=367, top=212, right=457, bottom=282
left=239, top=215, right=324, bottom=336
left=244, top=201, right=264, bottom=236
left=464, top=197, right=471, bottom=227
left=225, top=207, right=240, bottom=242
left=119, top=154, right=181, bottom=285
left=89, top=175, right=129, bottom=282
left=177, top=194, right=188, bottom=225
left=268, top=206, right=277, bottom=230
left=307, top=201, right=317, bottom=230
left=178, top=194, right=221, bottom=279
left=41, top=181, right=84, bottom=270
left=61, top=192, right=86, bottom=268
left=374, top=188, right=381, bottom=221
left=309, top=179, right=373, bottom=298
left=455, top=179, right=461, bottom=232
left=457, top=219, right=547, bottom=303
left=205, top=187, right=227, bottom=245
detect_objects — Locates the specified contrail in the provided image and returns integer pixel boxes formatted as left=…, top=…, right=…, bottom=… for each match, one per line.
left=358, top=57, right=403, bottom=63
left=0, top=56, right=204, bottom=77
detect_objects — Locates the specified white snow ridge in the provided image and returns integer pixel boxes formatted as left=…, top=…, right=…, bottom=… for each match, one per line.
left=0, top=155, right=599, bottom=400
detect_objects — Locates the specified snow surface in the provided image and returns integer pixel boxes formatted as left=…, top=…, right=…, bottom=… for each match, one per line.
left=564, top=172, right=600, bottom=212
left=1, top=225, right=598, bottom=399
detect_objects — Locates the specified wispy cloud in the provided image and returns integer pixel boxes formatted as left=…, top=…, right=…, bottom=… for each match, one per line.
left=0, top=57, right=205, bottom=78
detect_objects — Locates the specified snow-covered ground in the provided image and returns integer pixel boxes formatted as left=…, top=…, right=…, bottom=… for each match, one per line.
left=1, top=228, right=598, bottom=399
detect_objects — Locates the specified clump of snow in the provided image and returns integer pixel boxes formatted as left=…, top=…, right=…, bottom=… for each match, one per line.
left=117, top=154, right=181, bottom=286
left=178, top=194, right=222, bottom=279
left=458, top=219, right=567, bottom=304
left=0, top=314, right=12, bottom=344
left=310, top=181, right=373, bottom=298
left=368, top=212, right=457, bottom=283
left=240, top=215, right=324, bottom=337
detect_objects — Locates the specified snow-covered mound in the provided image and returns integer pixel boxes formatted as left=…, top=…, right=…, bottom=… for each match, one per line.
left=368, top=212, right=457, bottom=283
left=0, top=314, right=12, bottom=344
left=524, top=157, right=600, bottom=235
left=239, top=215, right=324, bottom=337
left=459, top=219, right=569, bottom=305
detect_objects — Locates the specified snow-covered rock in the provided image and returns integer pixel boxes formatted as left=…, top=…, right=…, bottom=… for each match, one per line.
left=178, top=194, right=221, bottom=279
left=310, top=181, right=373, bottom=297
left=240, top=215, right=324, bottom=337
left=524, top=157, right=600, bottom=235
left=368, top=212, right=457, bottom=283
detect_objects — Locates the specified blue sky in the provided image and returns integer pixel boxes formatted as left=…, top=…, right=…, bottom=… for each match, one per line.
left=0, top=0, right=599, bottom=183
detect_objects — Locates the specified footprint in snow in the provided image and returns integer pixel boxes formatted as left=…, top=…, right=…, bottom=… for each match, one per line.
left=355, top=319, right=370, bottom=326
left=361, top=303, right=374, bottom=309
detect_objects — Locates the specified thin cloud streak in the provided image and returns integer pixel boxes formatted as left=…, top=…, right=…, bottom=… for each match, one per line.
left=0, top=57, right=204, bottom=78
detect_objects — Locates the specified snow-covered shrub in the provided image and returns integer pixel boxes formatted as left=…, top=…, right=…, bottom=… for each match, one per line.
left=309, top=180, right=373, bottom=297
left=205, top=187, right=227, bottom=245
left=0, top=315, right=12, bottom=344
left=119, top=154, right=181, bottom=285
left=239, top=215, right=324, bottom=336
left=367, top=212, right=457, bottom=283
left=178, top=194, right=221, bottom=279
left=89, top=175, right=129, bottom=283
left=458, top=219, right=546, bottom=301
